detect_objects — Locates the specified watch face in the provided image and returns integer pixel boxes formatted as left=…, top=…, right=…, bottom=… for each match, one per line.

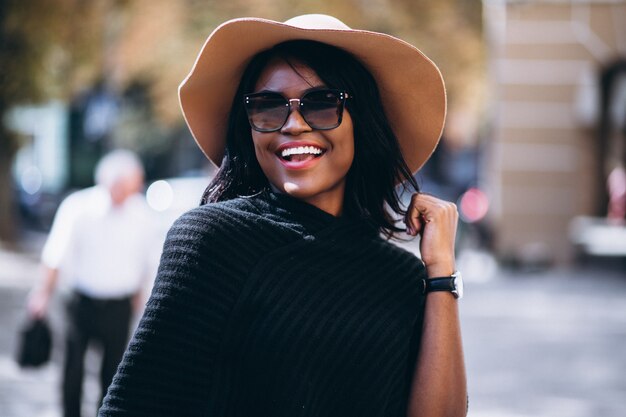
left=453, top=271, right=464, bottom=299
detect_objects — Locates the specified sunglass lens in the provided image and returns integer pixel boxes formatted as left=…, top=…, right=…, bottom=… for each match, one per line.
left=301, top=90, right=343, bottom=129
left=245, top=93, right=288, bottom=131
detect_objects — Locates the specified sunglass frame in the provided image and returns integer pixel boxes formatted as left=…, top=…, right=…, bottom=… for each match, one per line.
left=243, top=89, right=350, bottom=132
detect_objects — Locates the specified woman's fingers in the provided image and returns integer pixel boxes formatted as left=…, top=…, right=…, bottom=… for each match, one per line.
left=406, top=193, right=447, bottom=234
left=405, top=196, right=425, bottom=235
left=405, top=193, right=458, bottom=270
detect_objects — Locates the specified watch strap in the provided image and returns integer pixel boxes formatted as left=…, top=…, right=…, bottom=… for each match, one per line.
left=422, top=277, right=456, bottom=294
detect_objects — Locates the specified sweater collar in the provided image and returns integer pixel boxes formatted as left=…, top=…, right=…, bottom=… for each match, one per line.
left=251, top=190, right=379, bottom=239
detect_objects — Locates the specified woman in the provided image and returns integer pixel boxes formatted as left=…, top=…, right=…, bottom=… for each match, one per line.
left=99, top=14, right=466, bottom=417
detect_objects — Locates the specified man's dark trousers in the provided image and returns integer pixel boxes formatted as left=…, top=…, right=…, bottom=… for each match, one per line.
left=62, top=291, right=132, bottom=417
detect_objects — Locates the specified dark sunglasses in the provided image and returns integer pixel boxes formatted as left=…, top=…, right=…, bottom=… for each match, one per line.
left=243, top=89, right=351, bottom=132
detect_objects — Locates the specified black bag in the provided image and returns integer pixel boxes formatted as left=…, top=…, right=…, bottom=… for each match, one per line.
left=15, top=317, right=52, bottom=367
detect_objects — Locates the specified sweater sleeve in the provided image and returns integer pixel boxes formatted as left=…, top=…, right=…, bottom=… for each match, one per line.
left=99, top=207, right=236, bottom=416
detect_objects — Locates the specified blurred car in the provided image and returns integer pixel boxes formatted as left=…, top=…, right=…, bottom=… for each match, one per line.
left=569, top=216, right=626, bottom=258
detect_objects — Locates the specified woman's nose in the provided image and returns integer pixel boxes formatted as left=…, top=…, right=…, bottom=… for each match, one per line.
left=280, top=100, right=312, bottom=135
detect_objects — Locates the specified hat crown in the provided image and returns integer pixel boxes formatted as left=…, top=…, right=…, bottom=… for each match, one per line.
left=283, top=14, right=351, bottom=31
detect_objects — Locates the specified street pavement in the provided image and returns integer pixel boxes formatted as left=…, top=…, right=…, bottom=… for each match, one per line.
left=0, top=238, right=625, bottom=417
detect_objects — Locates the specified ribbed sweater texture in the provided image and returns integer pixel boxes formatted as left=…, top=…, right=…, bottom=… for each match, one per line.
left=99, top=191, right=427, bottom=417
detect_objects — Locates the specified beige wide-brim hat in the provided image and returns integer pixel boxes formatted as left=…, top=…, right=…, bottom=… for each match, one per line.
left=179, top=14, right=446, bottom=174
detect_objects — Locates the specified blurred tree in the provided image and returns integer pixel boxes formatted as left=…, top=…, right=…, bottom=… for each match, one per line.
left=0, top=0, right=57, bottom=242
left=111, top=0, right=484, bottom=136
left=0, top=0, right=125, bottom=242
left=1, top=0, right=485, bottom=242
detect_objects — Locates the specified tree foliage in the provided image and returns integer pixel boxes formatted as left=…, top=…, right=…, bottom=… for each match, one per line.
left=0, top=0, right=485, bottom=242
left=0, top=0, right=114, bottom=241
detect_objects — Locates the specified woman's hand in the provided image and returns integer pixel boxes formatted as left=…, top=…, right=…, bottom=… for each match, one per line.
left=405, top=193, right=467, bottom=417
left=404, top=193, right=458, bottom=276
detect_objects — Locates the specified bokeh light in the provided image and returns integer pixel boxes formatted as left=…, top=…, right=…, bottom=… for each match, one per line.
left=146, top=180, right=174, bottom=212
left=458, top=187, right=489, bottom=223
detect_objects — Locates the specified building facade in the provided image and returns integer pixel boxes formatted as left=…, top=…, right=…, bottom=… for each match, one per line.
left=483, top=0, right=626, bottom=264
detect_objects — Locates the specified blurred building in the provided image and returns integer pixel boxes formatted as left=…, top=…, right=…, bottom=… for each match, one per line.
left=483, top=0, right=626, bottom=265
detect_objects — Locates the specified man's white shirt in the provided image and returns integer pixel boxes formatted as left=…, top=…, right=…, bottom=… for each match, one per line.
left=42, top=186, right=160, bottom=299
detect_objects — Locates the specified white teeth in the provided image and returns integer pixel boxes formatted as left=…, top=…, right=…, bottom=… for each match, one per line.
left=281, top=146, right=323, bottom=158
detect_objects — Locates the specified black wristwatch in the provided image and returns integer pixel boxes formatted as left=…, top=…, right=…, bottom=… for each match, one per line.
left=422, top=271, right=463, bottom=299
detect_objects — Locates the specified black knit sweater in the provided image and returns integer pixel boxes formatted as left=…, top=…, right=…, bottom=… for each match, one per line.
left=99, top=191, right=427, bottom=417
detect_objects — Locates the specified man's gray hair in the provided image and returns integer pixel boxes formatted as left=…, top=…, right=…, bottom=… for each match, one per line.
left=94, top=150, right=144, bottom=187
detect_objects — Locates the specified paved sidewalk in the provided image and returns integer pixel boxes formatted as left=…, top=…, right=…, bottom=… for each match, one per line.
left=1, top=242, right=625, bottom=417
left=0, top=238, right=106, bottom=417
left=461, top=266, right=626, bottom=417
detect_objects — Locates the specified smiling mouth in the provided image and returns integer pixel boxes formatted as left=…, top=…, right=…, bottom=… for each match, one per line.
left=277, top=145, right=326, bottom=163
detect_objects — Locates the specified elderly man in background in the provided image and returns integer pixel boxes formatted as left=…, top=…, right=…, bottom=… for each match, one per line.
left=27, top=149, right=157, bottom=417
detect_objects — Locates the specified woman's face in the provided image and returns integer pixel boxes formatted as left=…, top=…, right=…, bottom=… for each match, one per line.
left=250, top=58, right=354, bottom=216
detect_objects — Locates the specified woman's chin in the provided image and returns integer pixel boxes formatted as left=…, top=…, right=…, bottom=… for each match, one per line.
left=268, top=182, right=307, bottom=197
left=273, top=179, right=346, bottom=213
left=279, top=181, right=324, bottom=199
left=283, top=182, right=303, bottom=195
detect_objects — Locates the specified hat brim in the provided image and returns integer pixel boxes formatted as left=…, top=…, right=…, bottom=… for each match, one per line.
left=179, top=17, right=446, bottom=174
